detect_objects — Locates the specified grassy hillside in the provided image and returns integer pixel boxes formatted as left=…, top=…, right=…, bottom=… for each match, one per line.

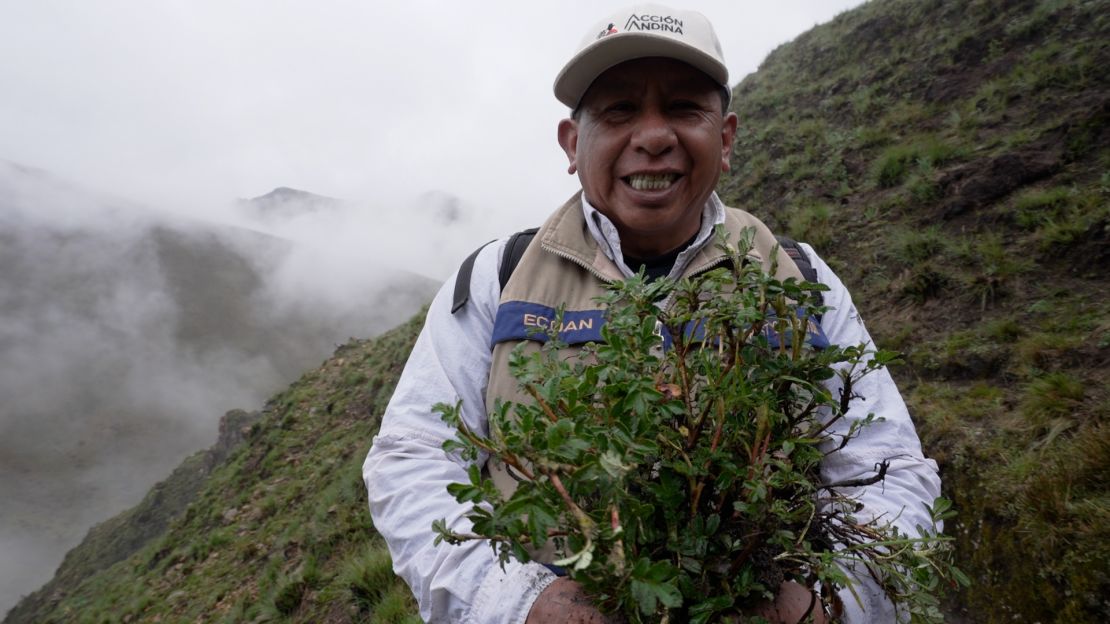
left=7, top=0, right=1107, bottom=622
left=6, top=314, right=426, bottom=623
left=718, top=0, right=1108, bottom=621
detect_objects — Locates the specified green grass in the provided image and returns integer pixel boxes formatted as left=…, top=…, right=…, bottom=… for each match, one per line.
left=340, top=545, right=397, bottom=609
left=872, top=137, right=966, bottom=188
left=719, top=0, right=1109, bottom=618
left=891, top=226, right=946, bottom=265
left=1020, top=372, right=1086, bottom=425
left=786, top=201, right=836, bottom=250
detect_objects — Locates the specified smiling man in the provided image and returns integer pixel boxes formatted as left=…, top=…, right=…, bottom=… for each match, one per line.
left=556, top=56, right=736, bottom=259
left=364, top=5, right=940, bottom=623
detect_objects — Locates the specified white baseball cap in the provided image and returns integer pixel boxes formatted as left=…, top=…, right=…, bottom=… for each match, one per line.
left=553, top=3, right=729, bottom=109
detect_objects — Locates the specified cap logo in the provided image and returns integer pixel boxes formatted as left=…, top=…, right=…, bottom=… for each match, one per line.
left=624, top=13, right=684, bottom=35
left=596, top=23, right=618, bottom=39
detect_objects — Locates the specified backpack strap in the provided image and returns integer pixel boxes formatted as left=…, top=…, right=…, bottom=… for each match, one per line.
left=774, top=235, right=824, bottom=309
left=498, top=228, right=539, bottom=290
left=451, top=228, right=538, bottom=314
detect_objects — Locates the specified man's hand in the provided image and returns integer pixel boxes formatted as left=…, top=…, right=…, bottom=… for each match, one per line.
left=749, top=581, right=829, bottom=624
left=527, top=578, right=824, bottom=624
left=526, top=578, right=620, bottom=624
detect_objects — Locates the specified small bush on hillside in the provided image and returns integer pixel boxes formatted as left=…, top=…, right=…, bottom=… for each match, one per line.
left=873, top=138, right=966, bottom=188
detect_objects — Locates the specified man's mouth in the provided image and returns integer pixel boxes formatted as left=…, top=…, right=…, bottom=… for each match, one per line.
left=623, top=173, right=680, bottom=191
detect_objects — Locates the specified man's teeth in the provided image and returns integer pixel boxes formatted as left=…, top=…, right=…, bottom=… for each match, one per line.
left=626, top=173, right=678, bottom=191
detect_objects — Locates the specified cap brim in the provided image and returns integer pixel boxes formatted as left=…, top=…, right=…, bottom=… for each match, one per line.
left=553, top=32, right=729, bottom=109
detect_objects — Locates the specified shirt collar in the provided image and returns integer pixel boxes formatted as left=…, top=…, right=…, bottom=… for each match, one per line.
left=580, top=193, right=727, bottom=280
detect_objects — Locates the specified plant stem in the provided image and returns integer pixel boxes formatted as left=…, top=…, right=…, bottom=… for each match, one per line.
left=525, top=385, right=560, bottom=423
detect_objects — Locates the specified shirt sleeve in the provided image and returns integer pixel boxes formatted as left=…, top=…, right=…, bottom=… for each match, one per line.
left=802, top=243, right=943, bottom=623
left=363, top=240, right=557, bottom=623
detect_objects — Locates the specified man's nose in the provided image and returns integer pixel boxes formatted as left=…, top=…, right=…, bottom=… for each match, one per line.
left=630, top=109, right=676, bottom=156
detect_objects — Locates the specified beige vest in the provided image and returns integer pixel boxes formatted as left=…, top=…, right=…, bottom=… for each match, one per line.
left=484, top=193, right=805, bottom=562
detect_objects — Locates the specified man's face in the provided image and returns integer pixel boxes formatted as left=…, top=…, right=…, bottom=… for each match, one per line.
left=558, top=57, right=737, bottom=258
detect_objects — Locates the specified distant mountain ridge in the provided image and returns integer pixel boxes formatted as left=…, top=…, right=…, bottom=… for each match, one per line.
left=7, top=0, right=1107, bottom=621
left=239, top=187, right=344, bottom=221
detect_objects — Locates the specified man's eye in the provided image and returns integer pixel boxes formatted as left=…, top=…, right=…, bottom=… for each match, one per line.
left=605, top=102, right=636, bottom=114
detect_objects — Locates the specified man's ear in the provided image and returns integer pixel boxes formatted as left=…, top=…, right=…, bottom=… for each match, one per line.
left=720, top=112, right=738, bottom=172
left=557, top=118, right=579, bottom=175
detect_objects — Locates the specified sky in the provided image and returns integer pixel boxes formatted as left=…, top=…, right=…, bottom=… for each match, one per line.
left=0, top=1, right=866, bottom=268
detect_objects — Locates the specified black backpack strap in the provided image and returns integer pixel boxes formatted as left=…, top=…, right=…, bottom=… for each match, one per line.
left=774, top=235, right=824, bottom=309
left=498, top=228, right=539, bottom=291
left=451, top=227, right=539, bottom=315
left=451, top=240, right=495, bottom=314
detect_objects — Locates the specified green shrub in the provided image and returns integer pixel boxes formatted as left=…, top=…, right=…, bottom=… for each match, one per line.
left=435, top=230, right=963, bottom=622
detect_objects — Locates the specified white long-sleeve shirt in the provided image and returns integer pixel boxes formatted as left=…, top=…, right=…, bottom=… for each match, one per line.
left=364, top=196, right=941, bottom=623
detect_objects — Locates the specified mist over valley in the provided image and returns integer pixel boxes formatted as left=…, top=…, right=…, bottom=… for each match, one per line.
left=0, top=161, right=443, bottom=611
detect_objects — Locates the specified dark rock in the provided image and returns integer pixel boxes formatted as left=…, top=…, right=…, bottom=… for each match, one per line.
left=940, top=151, right=1060, bottom=219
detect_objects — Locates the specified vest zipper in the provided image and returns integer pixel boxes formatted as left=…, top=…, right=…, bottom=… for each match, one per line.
left=541, top=244, right=619, bottom=285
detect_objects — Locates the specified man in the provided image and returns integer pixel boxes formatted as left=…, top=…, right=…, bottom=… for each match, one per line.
left=364, top=5, right=941, bottom=623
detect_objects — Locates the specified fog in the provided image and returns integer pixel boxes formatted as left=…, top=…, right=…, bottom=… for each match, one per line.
left=0, top=162, right=441, bottom=610
left=0, top=0, right=866, bottom=613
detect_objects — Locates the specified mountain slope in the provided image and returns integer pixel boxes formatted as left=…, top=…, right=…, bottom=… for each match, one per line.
left=717, top=0, right=1108, bottom=621
left=7, top=0, right=1107, bottom=622
left=5, top=315, right=426, bottom=623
